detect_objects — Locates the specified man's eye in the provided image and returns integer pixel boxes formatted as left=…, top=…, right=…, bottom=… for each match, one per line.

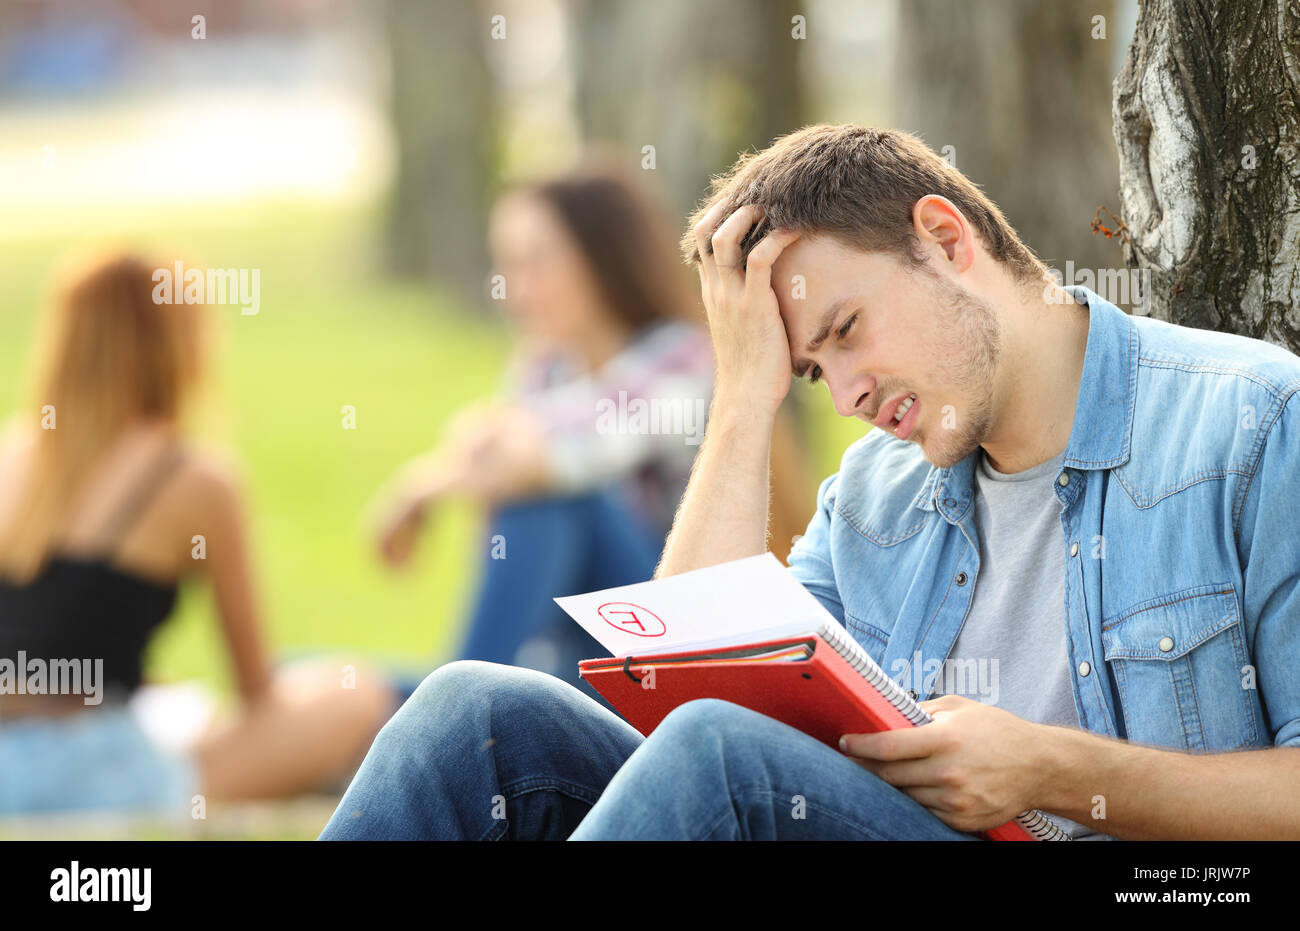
left=808, top=365, right=822, bottom=385
left=838, top=314, right=858, bottom=339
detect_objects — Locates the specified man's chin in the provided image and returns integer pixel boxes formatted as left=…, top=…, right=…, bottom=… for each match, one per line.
left=917, top=430, right=982, bottom=470
left=876, top=423, right=975, bottom=470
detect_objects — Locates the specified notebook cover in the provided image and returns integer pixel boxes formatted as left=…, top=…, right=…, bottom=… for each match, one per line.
left=579, top=635, right=1035, bottom=842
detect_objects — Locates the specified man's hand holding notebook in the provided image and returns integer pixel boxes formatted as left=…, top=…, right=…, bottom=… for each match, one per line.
left=554, top=553, right=1069, bottom=841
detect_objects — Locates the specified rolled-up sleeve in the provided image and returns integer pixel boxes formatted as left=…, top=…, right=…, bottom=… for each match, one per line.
left=1237, top=392, right=1300, bottom=747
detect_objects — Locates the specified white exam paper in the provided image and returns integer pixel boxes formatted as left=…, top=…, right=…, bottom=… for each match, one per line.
left=553, top=551, right=835, bottom=658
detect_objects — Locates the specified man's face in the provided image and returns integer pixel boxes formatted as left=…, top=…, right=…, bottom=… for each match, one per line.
left=771, top=234, right=1002, bottom=469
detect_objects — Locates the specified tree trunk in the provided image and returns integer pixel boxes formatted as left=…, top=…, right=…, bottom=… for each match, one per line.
left=1113, top=0, right=1300, bottom=350
left=383, top=0, right=497, bottom=304
left=568, top=0, right=807, bottom=221
left=895, top=0, right=1124, bottom=292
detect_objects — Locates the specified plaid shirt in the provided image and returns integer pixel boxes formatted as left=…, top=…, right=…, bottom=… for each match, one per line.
left=504, top=318, right=715, bottom=533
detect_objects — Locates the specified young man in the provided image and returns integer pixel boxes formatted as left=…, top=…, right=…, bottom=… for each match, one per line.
left=320, top=124, right=1300, bottom=841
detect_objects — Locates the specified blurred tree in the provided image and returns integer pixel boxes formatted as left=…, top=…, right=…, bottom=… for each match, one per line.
left=383, top=0, right=497, bottom=303
left=567, top=0, right=806, bottom=221
left=894, top=0, right=1124, bottom=286
left=1113, top=0, right=1299, bottom=352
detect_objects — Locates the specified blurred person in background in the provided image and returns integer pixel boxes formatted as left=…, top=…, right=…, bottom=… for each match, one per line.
left=0, top=251, right=399, bottom=817
left=372, top=156, right=814, bottom=701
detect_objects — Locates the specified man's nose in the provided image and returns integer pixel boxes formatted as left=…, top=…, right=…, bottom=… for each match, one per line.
left=828, top=374, right=873, bottom=419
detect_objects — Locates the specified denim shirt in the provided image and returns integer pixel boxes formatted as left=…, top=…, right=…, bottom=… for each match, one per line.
left=787, top=285, right=1300, bottom=754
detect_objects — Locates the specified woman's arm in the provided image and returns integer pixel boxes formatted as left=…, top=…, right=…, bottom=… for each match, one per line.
left=190, top=458, right=274, bottom=704
left=369, top=408, right=530, bottom=567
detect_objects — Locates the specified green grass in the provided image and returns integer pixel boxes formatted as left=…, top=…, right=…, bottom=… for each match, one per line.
left=0, top=199, right=868, bottom=698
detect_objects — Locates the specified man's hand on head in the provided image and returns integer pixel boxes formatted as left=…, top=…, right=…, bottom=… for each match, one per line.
left=655, top=203, right=806, bottom=576
left=692, top=201, right=801, bottom=421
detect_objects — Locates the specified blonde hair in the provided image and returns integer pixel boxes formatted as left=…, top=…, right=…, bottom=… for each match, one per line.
left=0, top=251, right=207, bottom=582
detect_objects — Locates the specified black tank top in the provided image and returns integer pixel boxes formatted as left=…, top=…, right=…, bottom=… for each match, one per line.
left=0, top=448, right=185, bottom=700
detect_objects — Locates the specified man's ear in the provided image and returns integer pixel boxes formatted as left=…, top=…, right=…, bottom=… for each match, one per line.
left=912, top=195, right=975, bottom=273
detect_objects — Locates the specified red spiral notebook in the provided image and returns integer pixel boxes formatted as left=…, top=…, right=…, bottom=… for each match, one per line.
left=557, top=554, right=1069, bottom=842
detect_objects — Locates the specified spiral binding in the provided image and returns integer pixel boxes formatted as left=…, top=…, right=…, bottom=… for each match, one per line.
left=817, top=620, right=1071, bottom=842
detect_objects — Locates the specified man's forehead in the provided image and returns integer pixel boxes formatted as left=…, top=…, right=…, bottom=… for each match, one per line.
left=770, top=231, right=843, bottom=276
left=773, top=239, right=859, bottom=331
left=772, top=234, right=879, bottom=300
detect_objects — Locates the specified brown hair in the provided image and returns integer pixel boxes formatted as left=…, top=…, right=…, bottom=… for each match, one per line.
left=0, top=250, right=207, bottom=582
left=681, top=123, right=1045, bottom=283
left=513, top=152, right=699, bottom=332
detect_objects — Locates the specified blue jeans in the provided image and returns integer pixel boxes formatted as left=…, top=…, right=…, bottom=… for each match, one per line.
left=0, top=703, right=198, bottom=816
left=318, top=660, right=980, bottom=841
left=454, top=490, right=664, bottom=709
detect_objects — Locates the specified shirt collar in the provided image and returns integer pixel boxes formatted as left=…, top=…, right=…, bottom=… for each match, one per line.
left=910, top=284, right=1138, bottom=515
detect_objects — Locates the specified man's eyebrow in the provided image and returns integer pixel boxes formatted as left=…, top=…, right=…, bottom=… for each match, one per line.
left=791, top=297, right=853, bottom=377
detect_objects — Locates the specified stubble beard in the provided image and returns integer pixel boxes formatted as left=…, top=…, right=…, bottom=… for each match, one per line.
left=916, top=273, right=1002, bottom=469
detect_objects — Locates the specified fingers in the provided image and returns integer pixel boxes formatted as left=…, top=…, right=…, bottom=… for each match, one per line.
left=742, top=228, right=801, bottom=307
left=693, top=202, right=765, bottom=296
left=692, top=199, right=732, bottom=288
left=918, top=694, right=970, bottom=717
left=853, top=755, right=942, bottom=789
left=840, top=726, right=943, bottom=761
left=696, top=262, right=711, bottom=313
left=378, top=524, right=408, bottom=568
left=745, top=226, right=801, bottom=269
left=693, top=202, right=802, bottom=314
left=710, top=204, right=764, bottom=272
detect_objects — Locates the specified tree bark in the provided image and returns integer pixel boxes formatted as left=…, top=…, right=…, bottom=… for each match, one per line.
left=1113, top=0, right=1300, bottom=350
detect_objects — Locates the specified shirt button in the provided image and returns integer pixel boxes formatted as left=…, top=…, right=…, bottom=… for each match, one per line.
left=955, top=571, right=968, bottom=585
left=1078, top=661, right=1091, bottom=677
left=1058, top=472, right=1070, bottom=486
left=1070, top=541, right=1079, bottom=557
left=906, top=688, right=919, bottom=700
left=1158, top=636, right=1174, bottom=653
left=944, top=497, right=957, bottom=508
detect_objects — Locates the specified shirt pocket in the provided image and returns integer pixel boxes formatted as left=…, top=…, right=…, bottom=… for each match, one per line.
left=1101, top=582, right=1263, bottom=752
left=843, top=611, right=891, bottom=667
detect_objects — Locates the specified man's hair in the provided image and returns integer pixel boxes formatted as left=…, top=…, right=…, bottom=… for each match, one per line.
left=680, top=123, right=1046, bottom=284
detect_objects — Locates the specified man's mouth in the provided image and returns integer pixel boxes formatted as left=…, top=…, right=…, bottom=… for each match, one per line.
left=890, top=393, right=917, bottom=425
left=873, top=392, right=917, bottom=428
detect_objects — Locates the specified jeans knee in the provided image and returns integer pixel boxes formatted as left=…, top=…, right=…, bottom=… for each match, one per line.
left=654, top=698, right=753, bottom=748
left=406, top=659, right=579, bottom=721
left=408, top=659, right=508, bottom=706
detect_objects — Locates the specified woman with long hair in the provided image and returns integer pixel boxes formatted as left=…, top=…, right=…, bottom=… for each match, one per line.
left=0, top=251, right=398, bottom=815
left=372, top=155, right=813, bottom=701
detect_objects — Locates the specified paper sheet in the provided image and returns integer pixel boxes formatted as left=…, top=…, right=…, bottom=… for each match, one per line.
left=553, top=552, right=834, bottom=657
